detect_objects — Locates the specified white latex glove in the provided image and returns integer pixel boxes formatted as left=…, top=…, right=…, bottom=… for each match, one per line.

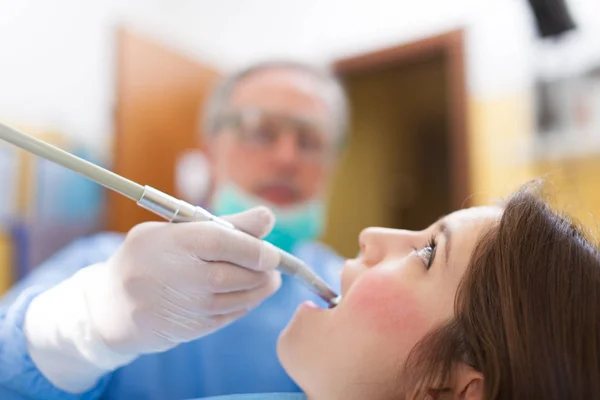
left=24, top=207, right=281, bottom=394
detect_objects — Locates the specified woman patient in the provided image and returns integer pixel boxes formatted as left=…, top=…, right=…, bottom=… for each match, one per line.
left=209, top=183, right=600, bottom=400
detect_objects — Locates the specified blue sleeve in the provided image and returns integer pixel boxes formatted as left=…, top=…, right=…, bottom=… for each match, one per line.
left=0, top=288, right=111, bottom=400
left=0, top=233, right=124, bottom=309
left=0, top=233, right=124, bottom=399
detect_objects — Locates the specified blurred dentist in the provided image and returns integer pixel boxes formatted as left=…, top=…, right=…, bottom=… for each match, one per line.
left=0, top=61, right=348, bottom=400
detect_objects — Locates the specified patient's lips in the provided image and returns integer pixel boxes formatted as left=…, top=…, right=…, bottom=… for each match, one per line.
left=300, top=300, right=319, bottom=311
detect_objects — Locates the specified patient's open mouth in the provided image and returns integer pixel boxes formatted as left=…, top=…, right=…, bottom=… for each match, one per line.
left=328, top=296, right=341, bottom=309
left=299, top=297, right=341, bottom=311
left=301, top=300, right=319, bottom=310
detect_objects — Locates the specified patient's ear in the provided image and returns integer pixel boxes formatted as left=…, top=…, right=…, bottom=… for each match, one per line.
left=451, top=363, right=484, bottom=400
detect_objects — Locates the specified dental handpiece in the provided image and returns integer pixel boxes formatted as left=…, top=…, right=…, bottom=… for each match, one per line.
left=0, top=121, right=341, bottom=307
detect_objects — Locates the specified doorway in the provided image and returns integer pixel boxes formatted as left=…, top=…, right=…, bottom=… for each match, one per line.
left=322, top=30, right=469, bottom=258
left=108, top=29, right=221, bottom=232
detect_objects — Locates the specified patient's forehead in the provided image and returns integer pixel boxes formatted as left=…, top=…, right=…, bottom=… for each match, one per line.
left=444, top=206, right=503, bottom=228
left=442, top=206, right=502, bottom=271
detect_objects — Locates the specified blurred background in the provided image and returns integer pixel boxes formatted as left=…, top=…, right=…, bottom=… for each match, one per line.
left=1, top=0, right=599, bottom=294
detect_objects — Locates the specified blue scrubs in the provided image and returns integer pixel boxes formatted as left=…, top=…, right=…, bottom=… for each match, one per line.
left=0, top=233, right=342, bottom=400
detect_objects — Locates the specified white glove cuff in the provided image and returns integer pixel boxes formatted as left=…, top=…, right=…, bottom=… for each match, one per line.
left=24, top=264, right=136, bottom=393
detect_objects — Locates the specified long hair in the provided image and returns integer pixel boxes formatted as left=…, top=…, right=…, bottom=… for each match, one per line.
left=403, top=183, right=600, bottom=399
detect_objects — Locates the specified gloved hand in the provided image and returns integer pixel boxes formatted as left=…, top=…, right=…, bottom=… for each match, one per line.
left=23, top=207, right=281, bottom=393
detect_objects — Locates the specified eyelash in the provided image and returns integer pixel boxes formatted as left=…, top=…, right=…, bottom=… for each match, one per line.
left=417, top=236, right=437, bottom=270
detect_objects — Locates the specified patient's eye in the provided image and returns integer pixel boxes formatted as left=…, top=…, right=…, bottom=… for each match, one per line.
left=416, top=236, right=437, bottom=270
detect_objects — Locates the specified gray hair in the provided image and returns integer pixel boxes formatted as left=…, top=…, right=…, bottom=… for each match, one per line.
left=202, top=60, right=349, bottom=144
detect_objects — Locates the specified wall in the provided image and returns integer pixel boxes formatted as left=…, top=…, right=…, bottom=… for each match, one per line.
left=1, top=0, right=600, bottom=221
left=0, top=0, right=194, bottom=161
left=0, top=0, right=113, bottom=159
left=463, top=0, right=600, bottom=228
left=2, top=0, right=599, bottom=143
left=0, top=1, right=570, bottom=149
left=129, top=0, right=535, bottom=97
left=324, top=56, right=449, bottom=257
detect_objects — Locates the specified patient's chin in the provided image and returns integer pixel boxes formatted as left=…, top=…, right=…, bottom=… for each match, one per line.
left=276, top=321, right=305, bottom=389
left=277, top=303, right=310, bottom=369
left=276, top=300, right=326, bottom=388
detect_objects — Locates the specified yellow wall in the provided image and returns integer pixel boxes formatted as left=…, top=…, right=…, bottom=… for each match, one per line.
left=323, top=71, right=413, bottom=257
left=468, top=94, right=600, bottom=233
left=0, top=229, right=13, bottom=294
left=324, top=76, right=599, bottom=257
left=467, top=94, right=535, bottom=204
left=0, top=123, right=69, bottom=292
left=323, top=58, right=447, bottom=257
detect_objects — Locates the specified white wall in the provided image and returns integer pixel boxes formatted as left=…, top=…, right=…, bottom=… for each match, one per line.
left=0, top=0, right=115, bottom=156
left=1, top=0, right=599, bottom=159
left=0, top=0, right=176, bottom=158
left=132, top=0, right=537, bottom=97
left=535, top=0, right=600, bottom=79
left=134, top=0, right=600, bottom=95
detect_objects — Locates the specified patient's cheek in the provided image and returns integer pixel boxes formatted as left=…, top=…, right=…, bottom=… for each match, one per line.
left=345, top=271, right=427, bottom=336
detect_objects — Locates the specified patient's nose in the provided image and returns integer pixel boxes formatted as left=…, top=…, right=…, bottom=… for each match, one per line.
left=359, top=227, right=419, bottom=266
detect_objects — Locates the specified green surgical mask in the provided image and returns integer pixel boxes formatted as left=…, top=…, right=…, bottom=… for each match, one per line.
left=210, top=182, right=325, bottom=253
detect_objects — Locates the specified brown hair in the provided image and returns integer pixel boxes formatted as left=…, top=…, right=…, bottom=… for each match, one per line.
left=404, top=183, right=600, bottom=399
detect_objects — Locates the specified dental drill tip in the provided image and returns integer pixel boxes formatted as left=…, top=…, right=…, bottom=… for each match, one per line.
left=328, top=296, right=341, bottom=309
left=278, top=250, right=339, bottom=303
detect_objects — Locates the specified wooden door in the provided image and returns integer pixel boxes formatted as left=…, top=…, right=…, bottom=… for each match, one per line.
left=323, top=31, right=468, bottom=257
left=334, top=30, right=469, bottom=211
left=108, top=29, right=221, bottom=232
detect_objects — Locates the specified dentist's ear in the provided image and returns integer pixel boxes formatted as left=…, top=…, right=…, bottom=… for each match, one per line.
left=453, top=364, right=484, bottom=400
left=175, top=150, right=211, bottom=204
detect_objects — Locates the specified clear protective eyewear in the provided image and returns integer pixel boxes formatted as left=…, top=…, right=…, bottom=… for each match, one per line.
left=218, top=108, right=337, bottom=162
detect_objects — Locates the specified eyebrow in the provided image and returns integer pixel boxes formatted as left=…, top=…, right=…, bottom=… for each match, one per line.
left=438, top=221, right=452, bottom=265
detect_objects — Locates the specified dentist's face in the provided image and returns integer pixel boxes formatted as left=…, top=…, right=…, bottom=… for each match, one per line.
left=277, top=207, right=502, bottom=399
left=209, top=68, right=340, bottom=207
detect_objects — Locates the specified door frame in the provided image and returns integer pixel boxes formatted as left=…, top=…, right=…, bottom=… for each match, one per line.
left=334, top=30, right=470, bottom=209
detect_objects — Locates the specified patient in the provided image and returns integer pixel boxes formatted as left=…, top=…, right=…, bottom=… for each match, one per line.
left=208, top=183, right=600, bottom=400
